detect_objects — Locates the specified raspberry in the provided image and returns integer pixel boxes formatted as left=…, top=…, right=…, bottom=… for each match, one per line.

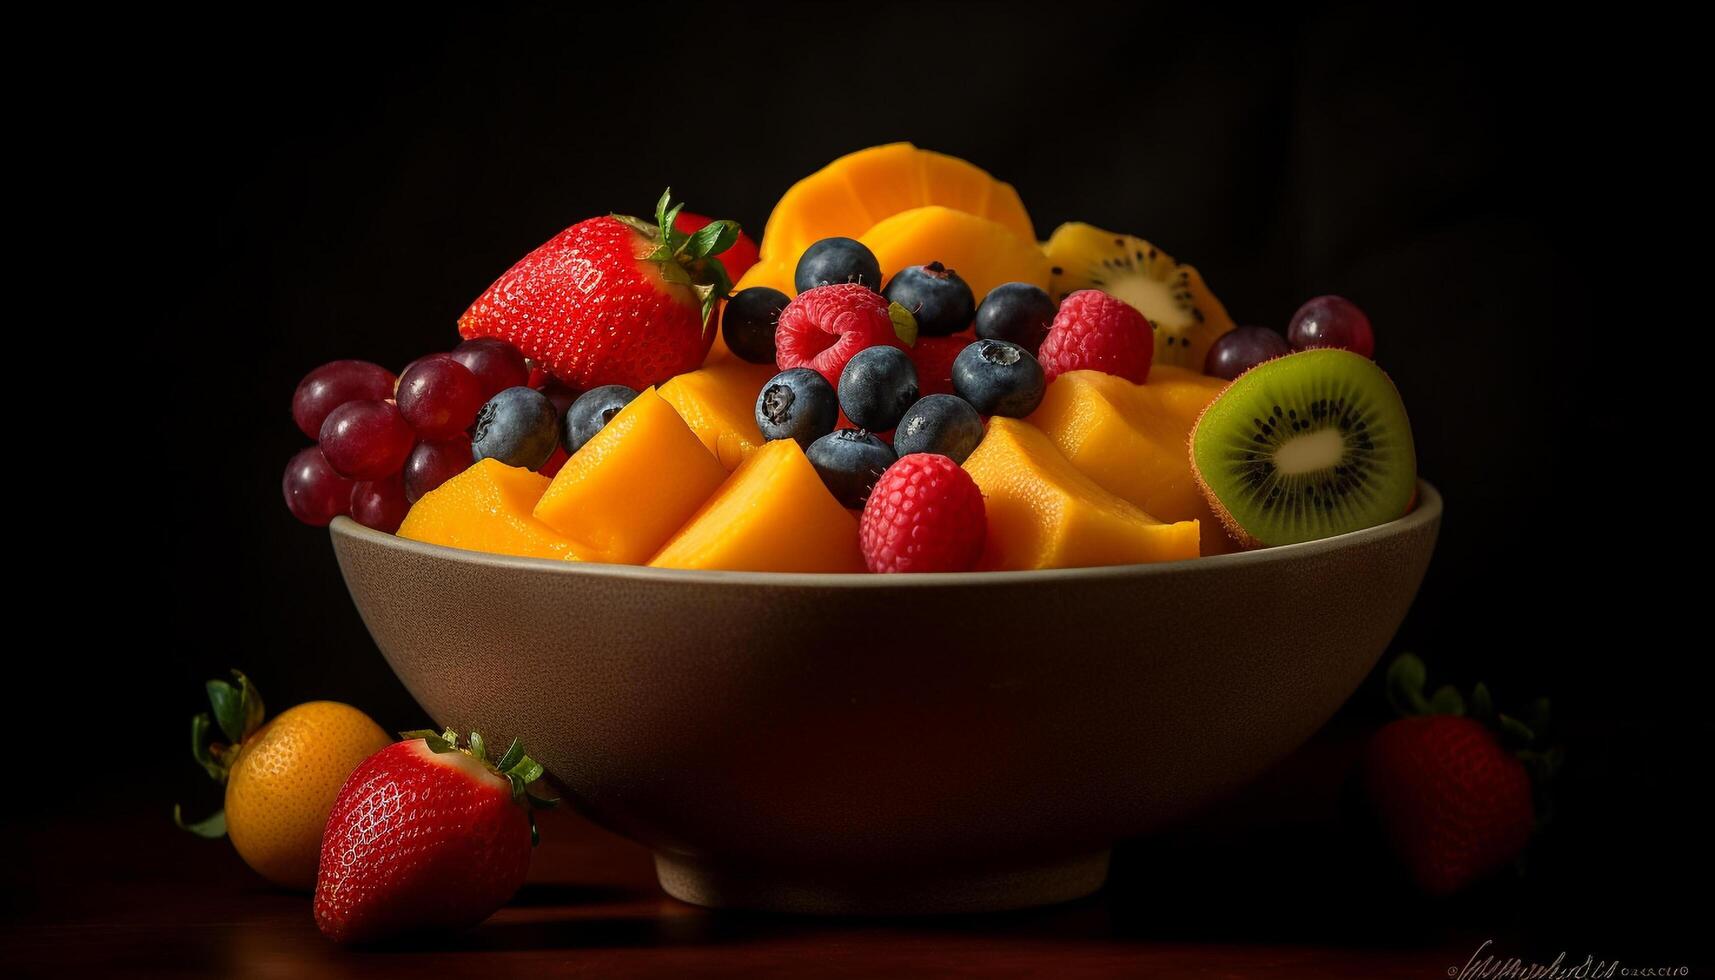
left=775, top=283, right=901, bottom=386
left=860, top=453, right=987, bottom=573
left=907, top=332, right=972, bottom=397
left=1036, top=289, right=1154, bottom=384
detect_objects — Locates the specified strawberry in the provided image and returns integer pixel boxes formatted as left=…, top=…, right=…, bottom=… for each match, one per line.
left=675, top=211, right=758, bottom=281
left=1361, top=655, right=1558, bottom=897
left=314, top=729, right=556, bottom=945
left=459, top=190, right=741, bottom=392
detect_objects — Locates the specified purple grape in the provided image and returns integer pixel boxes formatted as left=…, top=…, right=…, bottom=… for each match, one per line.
left=1287, top=295, right=1375, bottom=357
left=1205, top=327, right=1293, bottom=380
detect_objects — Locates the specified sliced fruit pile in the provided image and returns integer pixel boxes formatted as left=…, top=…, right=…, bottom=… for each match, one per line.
left=283, top=147, right=1419, bottom=567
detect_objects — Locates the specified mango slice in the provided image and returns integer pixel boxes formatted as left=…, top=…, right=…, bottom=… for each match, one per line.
left=533, top=388, right=727, bottom=564
left=398, top=458, right=580, bottom=560
left=859, top=207, right=1052, bottom=305
left=657, top=358, right=780, bottom=471
left=1028, top=367, right=1234, bottom=556
left=650, top=439, right=864, bottom=573
left=962, top=417, right=1200, bottom=570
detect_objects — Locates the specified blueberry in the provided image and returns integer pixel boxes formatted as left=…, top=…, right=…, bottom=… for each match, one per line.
left=893, top=394, right=985, bottom=464
left=721, top=287, right=788, bottom=365
left=755, top=368, right=838, bottom=448
left=471, top=386, right=561, bottom=469
left=882, top=262, right=975, bottom=337
left=951, top=340, right=1046, bottom=418
left=974, top=282, right=1057, bottom=355
left=837, top=345, right=918, bottom=432
left=565, top=384, right=638, bottom=453
left=806, top=429, right=896, bottom=509
left=795, top=237, right=883, bottom=293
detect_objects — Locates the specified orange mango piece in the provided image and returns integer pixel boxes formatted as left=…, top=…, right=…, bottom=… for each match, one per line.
left=533, top=388, right=727, bottom=564
left=1028, top=367, right=1234, bottom=556
left=398, top=458, right=580, bottom=560
left=657, top=358, right=779, bottom=471
left=650, top=439, right=864, bottom=573
left=962, top=417, right=1200, bottom=570
left=859, top=206, right=1051, bottom=305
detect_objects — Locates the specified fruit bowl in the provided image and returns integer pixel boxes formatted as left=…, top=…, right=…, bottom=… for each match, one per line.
left=330, top=481, right=1440, bottom=916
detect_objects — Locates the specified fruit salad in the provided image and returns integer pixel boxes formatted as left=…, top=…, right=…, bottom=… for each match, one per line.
left=283, top=144, right=1419, bottom=573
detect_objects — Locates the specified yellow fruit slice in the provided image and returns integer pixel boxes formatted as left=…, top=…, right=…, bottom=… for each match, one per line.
left=962, top=417, right=1201, bottom=570
left=657, top=357, right=779, bottom=471
left=1043, top=222, right=1235, bottom=370
left=399, top=458, right=580, bottom=560
left=860, top=206, right=1051, bottom=305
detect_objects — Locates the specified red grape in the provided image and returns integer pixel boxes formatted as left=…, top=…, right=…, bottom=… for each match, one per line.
left=452, top=338, right=529, bottom=398
left=541, top=379, right=580, bottom=423
left=350, top=475, right=410, bottom=533
left=319, top=400, right=415, bottom=479
left=539, top=445, right=569, bottom=478
left=1287, top=295, right=1374, bottom=357
left=1205, top=326, right=1292, bottom=380
left=403, top=435, right=473, bottom=502
left=282, top=446, right=355, bottom=526
left=292, top=360, right=395, bottom=439
left=397, top=354, right=485, bottom=440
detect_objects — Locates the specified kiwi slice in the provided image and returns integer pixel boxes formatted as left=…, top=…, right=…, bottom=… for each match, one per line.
left=1191, top=349, right=1416, bottom=548
left=1043, top=222, right=1236, bottom=369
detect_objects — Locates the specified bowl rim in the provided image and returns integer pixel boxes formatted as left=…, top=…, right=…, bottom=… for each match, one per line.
left=331, top=480, right=1440, bottom=588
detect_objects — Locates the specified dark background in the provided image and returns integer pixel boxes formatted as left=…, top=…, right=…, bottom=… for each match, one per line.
left=53, top=0, right=1694, bottom=960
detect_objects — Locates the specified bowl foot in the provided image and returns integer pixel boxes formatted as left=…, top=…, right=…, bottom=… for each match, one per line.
left=654, top=850, right=1111, bottom=916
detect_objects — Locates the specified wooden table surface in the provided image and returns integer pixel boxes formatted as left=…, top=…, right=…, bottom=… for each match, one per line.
left=2, top=734, right=1532, bottom=978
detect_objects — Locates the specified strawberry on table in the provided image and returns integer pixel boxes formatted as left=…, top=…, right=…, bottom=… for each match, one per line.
left=459, top=191, right=742, bottom=392
left=314, top=729, right=557, bottom=945
left=1361, top=654, right=1559, bottom=897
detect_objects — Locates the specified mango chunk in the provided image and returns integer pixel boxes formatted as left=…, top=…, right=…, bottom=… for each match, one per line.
left=962, top=417, right=1200, bottom=570
left=650, top=439, right=864, bottom=573
left=1028, top=367, right=1234, bottom=555
left=658, top=358, right=779, bottom=471
left=398, top=458, right=580, bottom=560
left=859, top=206, right=1050, bottom=305
left=533, top=387, right=727, bottom=564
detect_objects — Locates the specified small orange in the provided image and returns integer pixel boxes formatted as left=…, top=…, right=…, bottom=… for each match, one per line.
left=178, top=671, right=392, bottom=890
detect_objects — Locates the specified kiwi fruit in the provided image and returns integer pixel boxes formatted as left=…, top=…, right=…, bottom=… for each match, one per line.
left=1043, top=222, right=1236, bottom=369
left=1190, top=349, right=1416, bottom=548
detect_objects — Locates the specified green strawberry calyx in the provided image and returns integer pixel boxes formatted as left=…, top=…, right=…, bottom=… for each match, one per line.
left=1384, top=653, right=1564, bottom=799
left=175, top=668, right=269, bottom=840
left=611, top=189, right=741, bottom=334
left=400, top=728, right=560, bottom=846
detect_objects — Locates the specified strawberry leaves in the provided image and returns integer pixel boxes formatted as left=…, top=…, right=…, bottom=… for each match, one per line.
left=179, top=668, right=272, bottom=839
left=1382, top=652, right=1564, bottom=799
left=613, top=188, right=741, bottom=332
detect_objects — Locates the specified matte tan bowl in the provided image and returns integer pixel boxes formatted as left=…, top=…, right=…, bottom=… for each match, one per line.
left=331, top=481, right=1440, bottom=916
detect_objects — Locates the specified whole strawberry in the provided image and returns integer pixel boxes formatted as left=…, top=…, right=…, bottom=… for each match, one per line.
left=1362, top=655, right=1557, bottom=897
left=314, top=729, right=556, bottom=945
left=459, top=191, right=741, bottom=391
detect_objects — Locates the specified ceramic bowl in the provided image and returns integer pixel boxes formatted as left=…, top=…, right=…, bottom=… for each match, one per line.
left=331, top=481, right=1440, bottom=915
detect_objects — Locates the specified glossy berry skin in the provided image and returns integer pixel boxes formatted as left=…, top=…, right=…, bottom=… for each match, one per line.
left=838, top=345, right=919, bottom=432
left=282, top=446, right=356, bottom=526
left=755, top=368, right=838, bottom=448
left=1037, top=289, right=1153, bottom=384
left=451, top=338, right=530, bottom=398
left=1288, top=295, right=1375, bottom=358
left=1204, top=326, right=1292, bottom=380
left=883, top=262, right=975, bottom=337
left=396, top=354, right=486, bottom=440
left=861, top=453, right=987, bottom=573
left=319, top=400, right=415, bottom=480
left=907, top=332, right=971, bottom=397
left=974, top=282, right=1057, bottom=355
left=564, top=385, right=638, bottom=454
left=314, top=740, right=533, bottom=945
left=893, top=394, right=985, bottom=464
left=350, top=475, right=410, bottom=533
left=721, top=287, right=788, bottom=365
left=794, top=237, right=883, bottom=293
left=951, top=340, right=1047, bottom=418
left=292, top=360, right=396, bottom=440
left=403, top=436, right=473, bottom=503
left=806, top=429, right=897, bottom=509
left=1362, top=715, right=1534, bottom=897
left=471, top=387, right=561, bottom=470
left=774, top=283, right=902, bottom=386
left=459, top=215, right=716, bottom=391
